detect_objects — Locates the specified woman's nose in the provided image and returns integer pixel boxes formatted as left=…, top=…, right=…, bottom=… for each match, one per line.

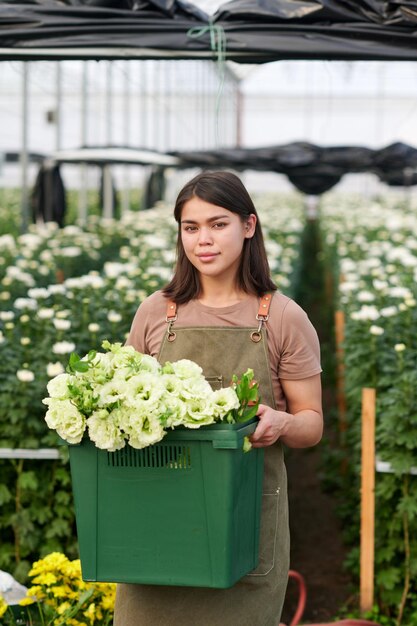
left=198, top=227, right=213, bottom=245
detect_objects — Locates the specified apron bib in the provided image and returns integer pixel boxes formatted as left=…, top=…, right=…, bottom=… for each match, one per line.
left=114, top=302, right=290, bottom=626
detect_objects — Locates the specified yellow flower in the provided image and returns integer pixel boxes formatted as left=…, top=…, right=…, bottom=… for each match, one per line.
left=27, top=585, right=45, bottom=599
left=32, top=572, right=58, bottom=586
left=83, top=602, right=97, bottom=621
left=19, top=596, right=36, bottom=606
left=57, top=601, right=71, bottom=614
left=51, top=585, right=69, bottom=598
left=30, top=552, right=70, bottom=579
left=24, top=552, right=116, bottom=625
left=0, top=596, right=8, bottom=618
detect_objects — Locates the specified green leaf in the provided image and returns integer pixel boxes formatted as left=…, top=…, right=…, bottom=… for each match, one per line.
left=0, top=484, right=12, bottom=505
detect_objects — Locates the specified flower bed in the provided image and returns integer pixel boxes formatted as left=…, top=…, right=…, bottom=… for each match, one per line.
left=320, top=193, right=417, bottom=625
left=0, top=552, right=116, bottom=625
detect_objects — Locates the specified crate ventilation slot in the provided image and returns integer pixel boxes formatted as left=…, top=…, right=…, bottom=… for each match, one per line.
left=107, top=444, right=192, bottom=470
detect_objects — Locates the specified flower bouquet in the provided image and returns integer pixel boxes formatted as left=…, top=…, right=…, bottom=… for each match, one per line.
left=43, top=342, right=263, bottom=588
left=43, top=340, right=260, bottom=451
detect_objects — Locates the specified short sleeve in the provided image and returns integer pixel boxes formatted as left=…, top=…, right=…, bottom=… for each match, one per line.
left=125, top=302, right=149, bottom=353
left=125, top=291, right=168, bottom=357
left=278, top=299, right=322, bottom=380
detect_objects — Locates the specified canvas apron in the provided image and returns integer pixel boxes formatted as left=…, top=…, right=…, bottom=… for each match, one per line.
left=114, top=298, right=290, bottom=626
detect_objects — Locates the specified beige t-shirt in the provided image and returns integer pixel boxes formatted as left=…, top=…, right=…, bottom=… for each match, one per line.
left=126, top=290, right=321, bottom=412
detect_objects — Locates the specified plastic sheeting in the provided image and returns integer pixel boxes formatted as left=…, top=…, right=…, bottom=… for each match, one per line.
left=1, top=0, right=417, bottom=61
left=169, top=141, right=417, bottom=194
left=34, top=141, right=417, bottom=198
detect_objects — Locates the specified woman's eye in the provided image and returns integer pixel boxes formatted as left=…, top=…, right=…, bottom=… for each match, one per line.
left=184, top=226, right=198, bottom=232
left=213, top=222, right=226, bottom=229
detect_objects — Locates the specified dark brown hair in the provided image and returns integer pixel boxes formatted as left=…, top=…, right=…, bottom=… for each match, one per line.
left=162, top=170, right=277, bottom=303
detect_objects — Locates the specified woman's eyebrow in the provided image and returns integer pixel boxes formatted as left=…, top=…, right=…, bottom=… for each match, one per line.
left=181, top=215, right=230, bottom=224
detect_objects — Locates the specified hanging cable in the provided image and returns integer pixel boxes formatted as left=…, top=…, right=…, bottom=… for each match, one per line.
left=186, top=21, right=227, bottom=147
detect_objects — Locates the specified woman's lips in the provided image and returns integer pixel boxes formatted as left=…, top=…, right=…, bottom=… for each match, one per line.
left=197, top=253, right=219, bottom=262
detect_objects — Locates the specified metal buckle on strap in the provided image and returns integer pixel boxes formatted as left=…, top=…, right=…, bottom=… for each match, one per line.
left=165, top=301, right=177, bottom=341
left=251, top=318, right=263, bottom=343
left=251, top=293, right=271, bottom=342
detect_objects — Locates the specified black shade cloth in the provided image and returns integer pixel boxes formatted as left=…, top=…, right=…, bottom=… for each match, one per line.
left=31, top=141, right=417, bottom=202
left=169, top=141, right=417, bottom=194
left=2, top=0, right=417, bottom=61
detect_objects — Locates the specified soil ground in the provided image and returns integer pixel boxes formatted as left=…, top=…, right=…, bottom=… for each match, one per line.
left=280, top=445, right=354, bottom=624
left=279, top=219, right=356, bottom=624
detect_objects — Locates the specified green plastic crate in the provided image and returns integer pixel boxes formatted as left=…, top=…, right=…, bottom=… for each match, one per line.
left=69, top=418, right=264, bottom=588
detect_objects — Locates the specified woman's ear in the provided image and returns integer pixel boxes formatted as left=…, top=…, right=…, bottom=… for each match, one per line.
left=244, top=214, right=257, bottom=238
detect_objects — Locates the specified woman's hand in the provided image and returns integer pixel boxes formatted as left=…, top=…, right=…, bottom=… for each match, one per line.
left=249, top=404, right=291, bottom=448
left=250, top=374, right=323, bottom=449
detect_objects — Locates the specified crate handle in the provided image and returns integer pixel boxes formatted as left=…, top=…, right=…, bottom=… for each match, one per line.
left=212, top=441, right=239, bottom=449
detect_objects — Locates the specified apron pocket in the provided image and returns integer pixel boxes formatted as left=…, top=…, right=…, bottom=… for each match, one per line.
left=245, top=488, right=280, bottom=577
left=206, top=375, right=223, bottom=390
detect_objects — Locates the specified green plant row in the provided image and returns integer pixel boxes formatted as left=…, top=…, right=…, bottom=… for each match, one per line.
left=319, top=193, right=417, bottom=626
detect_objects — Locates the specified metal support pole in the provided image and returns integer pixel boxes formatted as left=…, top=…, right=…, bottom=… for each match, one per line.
left=236, top=83, right=243, bottom=147
left=104, top=60, right=114, bottom=218
left=122, top=61, right=131, bottom=215
left=56, top=62, right=62, bottom=151
left=140, top=61, right=148, bottom=147
left=154, top=61, right=160, bottom=150
left=79, top=61, right=88, bottom=223
left=20, top=62, right=29, bottom=233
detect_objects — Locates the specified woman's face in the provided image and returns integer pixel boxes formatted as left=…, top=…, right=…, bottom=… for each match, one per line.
left=180, top=196, right=256, bottom=284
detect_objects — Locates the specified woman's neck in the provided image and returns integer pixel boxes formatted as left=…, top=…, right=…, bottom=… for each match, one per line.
left=197, top=281, right=248, bottom=308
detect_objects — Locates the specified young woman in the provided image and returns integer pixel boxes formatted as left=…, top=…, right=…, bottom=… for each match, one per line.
left=114, top=170, right=323, bottom=626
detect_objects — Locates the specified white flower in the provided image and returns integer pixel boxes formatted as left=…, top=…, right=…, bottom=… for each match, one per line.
left=211, top=387, right=240, bottom=418
left=47, top=285, right=66, bottom=296
left=0, top=311, right=15, bottom=321
left=53, top=318, right=71, bottom=331
left=20, top=337, right=31, bottom=346
left=357, top=291, right=375, bottom=303
left=16, top=369, right=35, bottom=382
left=125, top=373, right=164, bottom=410
left=14, top=298, right=37, bottom=310
left=59, top=246, right=82, bottom=257
left=0, top=331, right=4, bottom=344
left=379, top=306, right=398, bottom=318
left=45, top=399, right=86, bottom=444
left=350, top=305, right=380, bottom=321
left=169, top=359, right=203, bottom=380
left=52, top=341, right=76, bottom=355
left=88, top=323, right=100, bottom=333
left=369, top=325, right=384, bottom=336
left=37, top=308, right=55, bottom=319
left=107, top=311, right=122, bottom=323
left=44, top=373, right=71, bottom=399
left=394, top=343, right=406, bottom=352
left=162, top=396, right=187, bottom=428
left=87, top=409, right=126, bottom=451
left=184, top=396, right=216, bottom=428
left=46, top=362, right=65, bottom=378
left=126, top=412, right=166, bottom=449
left=179, top=376, right=212, bottom=400
left=28, top=288, right=50, bottom=299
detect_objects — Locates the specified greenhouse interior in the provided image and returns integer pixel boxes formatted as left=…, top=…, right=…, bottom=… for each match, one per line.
left=1, top=1, right=417, bottom=625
